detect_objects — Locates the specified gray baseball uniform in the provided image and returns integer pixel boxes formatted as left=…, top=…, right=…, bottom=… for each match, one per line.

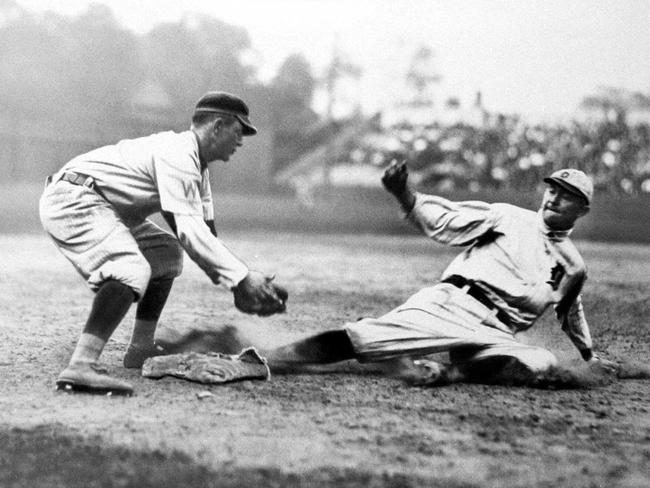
left=346, top=193, right=593, bottom=372
left=39, top=130, right=248, bottom=298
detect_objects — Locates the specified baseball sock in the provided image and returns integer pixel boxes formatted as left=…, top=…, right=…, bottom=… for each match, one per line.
left=69, top=333, right=105, bottom=366
left=129, top=278, right=174, bottom=348
left=128, top=319, right=158, bottom=349
left=69, top=280, right=135, bottom=366
left=269, top=330, right=356, bottom=364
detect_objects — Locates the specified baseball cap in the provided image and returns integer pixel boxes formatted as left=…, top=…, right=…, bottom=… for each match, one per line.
left=194, top=91, right=258, bottom=136
left=543, top=168, right=593, bottom=204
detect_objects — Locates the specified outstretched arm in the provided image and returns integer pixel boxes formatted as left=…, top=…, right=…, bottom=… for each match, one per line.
left=173, top=214, right=287, bottom=316
left=560, top=297, right=617, bottom=371
left=381, top=160, right=498, bottom=246
left=174, top=213, right=248, bottom=288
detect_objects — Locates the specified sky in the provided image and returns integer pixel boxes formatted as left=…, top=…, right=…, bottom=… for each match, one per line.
left=13, top=0, right=650, bottom=121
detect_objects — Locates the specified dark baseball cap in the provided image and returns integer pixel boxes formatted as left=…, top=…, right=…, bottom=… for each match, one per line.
left=194, top=91, right=258, bottom=136
left=543, top=168, right=593, bottom=204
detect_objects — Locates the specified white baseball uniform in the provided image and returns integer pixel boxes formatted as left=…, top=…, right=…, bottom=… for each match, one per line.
left=346, top=192, right=593, bottom=372
left=39, top=130, right=248, bottom=298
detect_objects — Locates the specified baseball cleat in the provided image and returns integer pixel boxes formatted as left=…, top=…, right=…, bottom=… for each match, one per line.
left=123, top=343, right=166, bottom=369
left=406, top=359, right=452, bottom=387
left=56, top=362, right=133, bottom=396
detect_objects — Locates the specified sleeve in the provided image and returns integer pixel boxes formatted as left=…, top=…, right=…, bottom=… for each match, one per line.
left=550, top=238, right=588, bottom=326
left=199, top=168, right=217, bottom=236
left=200, top=167, right=215, bottom=221
left=174, top=214, right=249, bottom=289
left=153, top=137, right=205, bottom=216
left=560, top=295, right=594, bottom=356
left=407, top=192, right=499, bottom=246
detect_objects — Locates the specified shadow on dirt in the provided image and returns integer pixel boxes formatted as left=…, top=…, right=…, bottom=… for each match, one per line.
left=0, top=424, right=473, bottom=488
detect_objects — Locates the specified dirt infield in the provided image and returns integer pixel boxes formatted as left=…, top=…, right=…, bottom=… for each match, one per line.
left=1, top=232, right=649, bottom=487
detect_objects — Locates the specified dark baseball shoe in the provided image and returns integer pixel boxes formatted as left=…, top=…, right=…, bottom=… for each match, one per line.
left=56, top=362, right=133, bottom=396
left=123, top=343, right=166, bottom=369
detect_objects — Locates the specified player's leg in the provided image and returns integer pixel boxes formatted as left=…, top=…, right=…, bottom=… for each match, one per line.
left=124, top=221, right=183, bottom=368
left=40, top=183, right=151, bottom=394
left=262, top=330, right=356, bottom=371
left=448, top=342, right=558, bottom=386
left=57, top=279, right=137, bottom=393
left=265, top=284, right=501, bottom=374
left=345, top=284, right=533, bottom=385
left=58, top=239, right=150, bottom=393
left=401, top=341, right=559, bottom=388
left=346, top=285, right=511, bottom=360
left=123, top=278, right=175, bottom=367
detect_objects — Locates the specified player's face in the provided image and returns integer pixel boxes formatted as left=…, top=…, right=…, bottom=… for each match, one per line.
left=209, top=118, right=244, bottom=163
left=541, top=183, right=589, bottom=230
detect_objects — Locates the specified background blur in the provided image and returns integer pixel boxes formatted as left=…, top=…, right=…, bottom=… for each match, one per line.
left=1, top=0, right=649, bottom=241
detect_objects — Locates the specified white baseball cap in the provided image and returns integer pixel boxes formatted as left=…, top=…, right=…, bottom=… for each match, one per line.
left=544, top=168, right=593, bottom=204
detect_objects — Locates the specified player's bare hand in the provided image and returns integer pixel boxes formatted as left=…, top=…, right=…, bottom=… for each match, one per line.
left=233, top=271, right=288, bottom=316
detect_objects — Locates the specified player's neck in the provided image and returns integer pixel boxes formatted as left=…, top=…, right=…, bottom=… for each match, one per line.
left=190, top=128, right=210, bottom=170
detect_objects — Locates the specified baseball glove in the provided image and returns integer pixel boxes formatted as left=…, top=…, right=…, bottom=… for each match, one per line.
left=233, top=271, right=288, bottom=316
left=141, top=347, right=270, bottom=384
left=381, top=159, right=409, bottom=196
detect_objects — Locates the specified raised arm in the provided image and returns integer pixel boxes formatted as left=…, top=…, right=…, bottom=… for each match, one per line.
left=381, top=160, right=417, bottom=213
left=381, top=161, right=498, bottom=246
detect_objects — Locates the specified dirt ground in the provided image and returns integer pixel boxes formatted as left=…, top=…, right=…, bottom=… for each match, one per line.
left=1, top=231, right=649, bottom=488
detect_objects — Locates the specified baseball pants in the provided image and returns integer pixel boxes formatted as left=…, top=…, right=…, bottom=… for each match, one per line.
left=345, top=283, right=558, bottom=373
left=39, top=178, right=183, bottom=299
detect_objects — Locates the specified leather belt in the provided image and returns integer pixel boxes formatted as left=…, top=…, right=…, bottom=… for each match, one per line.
left=59, top=172, right=96, bottom=187
left=442, top=275, right=511, bottom=327
left=48, top=171, right=107, bottom=199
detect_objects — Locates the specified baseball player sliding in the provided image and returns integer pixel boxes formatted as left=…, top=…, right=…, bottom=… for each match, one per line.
left=39, top=91, right=287, bottom=395
left=256, top=162, right=616, bottom=385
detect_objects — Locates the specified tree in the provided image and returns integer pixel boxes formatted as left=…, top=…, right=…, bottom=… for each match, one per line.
left=270, top=54, right=318, bottom=133
left=0, top=3, right=144, bottom=117
left=405, top=45, right=440, bottom=107
left=321, top=44, right=362, bottom=121
left=268, top=54, right=319, bottom=171
left=581, top=86, right=650, bottom=122
left=630, top=92, right=650, bottom=109
left=0, top=7, right=68, bottom=114
left=60, top=4, right=145, bottom=116
left=143, top=13, right=255, bottom=112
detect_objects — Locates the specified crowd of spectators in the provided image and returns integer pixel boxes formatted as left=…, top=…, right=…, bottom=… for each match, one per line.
left=339, top=113, right=650, bottom=196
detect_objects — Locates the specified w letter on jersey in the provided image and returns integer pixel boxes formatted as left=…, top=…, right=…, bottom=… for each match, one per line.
left=182, top=180, right=201, bottom=203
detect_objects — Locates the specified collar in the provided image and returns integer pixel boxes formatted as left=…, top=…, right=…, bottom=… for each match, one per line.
left=187, top=129, right=207, bottom=171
